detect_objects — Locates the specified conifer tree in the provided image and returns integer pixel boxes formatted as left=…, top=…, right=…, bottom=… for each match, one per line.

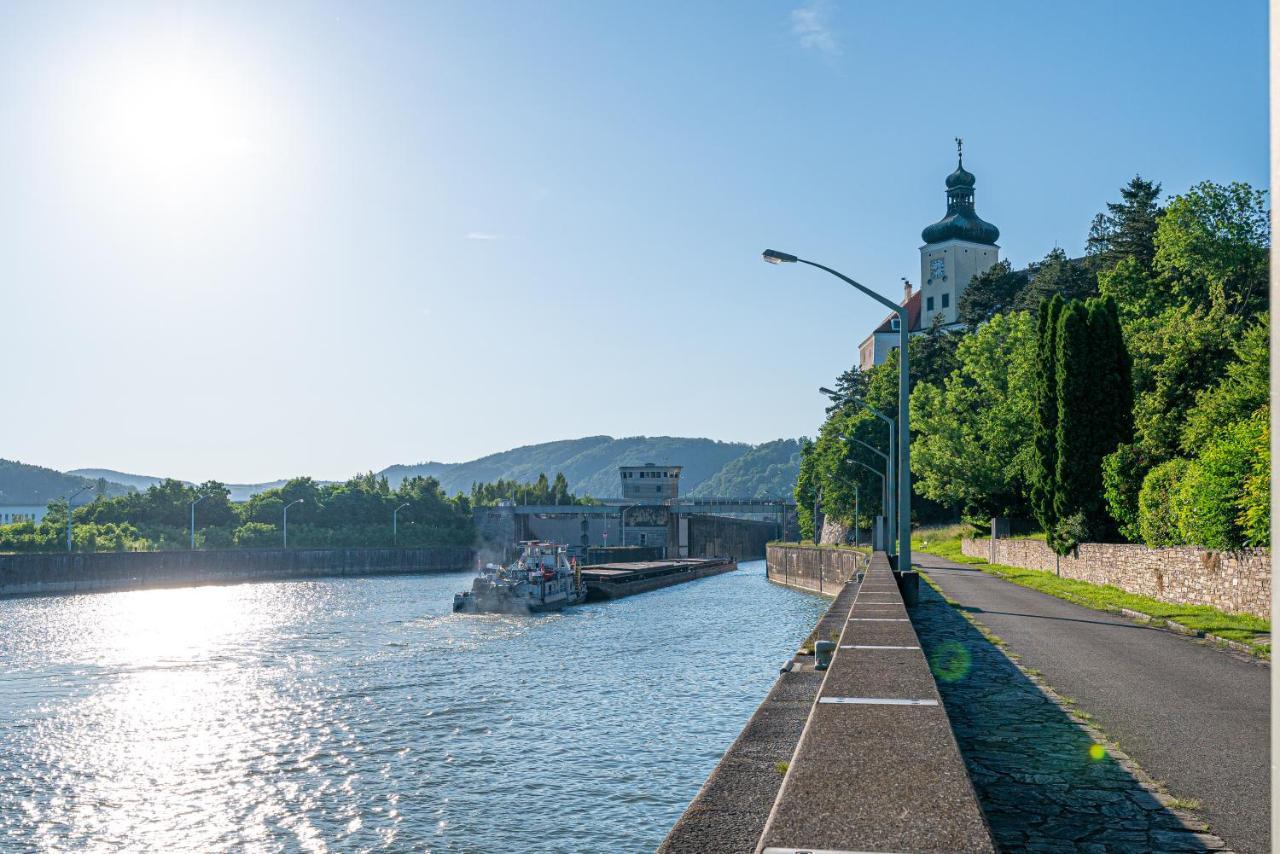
left=1029, top=296, right=1063, bottom=541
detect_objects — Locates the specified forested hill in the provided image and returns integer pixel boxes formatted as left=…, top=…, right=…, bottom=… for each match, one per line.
left=379, top=435, right=802, bottom=499
left=6, top=435, right=804, bottom=506
left=0, top=460, right=134, bottom=505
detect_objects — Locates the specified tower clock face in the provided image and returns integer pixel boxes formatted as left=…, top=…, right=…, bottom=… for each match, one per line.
left=930, top=257, right=945, bottom=280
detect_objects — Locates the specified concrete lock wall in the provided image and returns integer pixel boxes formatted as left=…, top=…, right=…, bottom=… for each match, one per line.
left=765, top=543, right=869, bottom=595
left=961, top=537, right=1270, bottom=619
left=0, top=546, right=475, bottom=598
left=687, top=515, right=779, bottom=560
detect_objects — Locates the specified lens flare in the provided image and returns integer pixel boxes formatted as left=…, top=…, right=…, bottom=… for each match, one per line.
left=1089, top=744, right=1107, bottom=761
left=929, top=640, right=972, bottom=683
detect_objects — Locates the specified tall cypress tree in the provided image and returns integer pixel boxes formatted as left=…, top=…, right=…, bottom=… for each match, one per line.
left=1030, top=295, right=1063, bottom=541
left=1051, top=296, right=1135, bottom=550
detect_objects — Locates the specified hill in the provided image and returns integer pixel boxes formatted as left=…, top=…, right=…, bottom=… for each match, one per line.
left=686, top=439, right=803, bottom=499
left=379, top=436, right=758, bottom=498
left=12, top=435, right=804, bottom=509
left=0, top=460, right=134, bottom=505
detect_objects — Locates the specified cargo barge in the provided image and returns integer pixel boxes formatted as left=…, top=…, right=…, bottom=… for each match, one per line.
left=579, top=556, right=737, bottom=601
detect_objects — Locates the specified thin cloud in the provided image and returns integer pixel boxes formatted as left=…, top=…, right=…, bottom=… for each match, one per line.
left=465, top=231, right=502, bottom=241
left=791, top=1, right=839, bottom=56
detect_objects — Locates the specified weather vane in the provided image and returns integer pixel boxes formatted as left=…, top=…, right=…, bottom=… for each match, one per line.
left=955, top=136, right=963, bottom=164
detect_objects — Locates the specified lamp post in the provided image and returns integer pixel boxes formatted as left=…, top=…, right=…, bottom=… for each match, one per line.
left=283, top=499, right=304, bottom=549
left=765, top=250, right=912, bottom=576
left=849, top=395, right=898, bottom=558
left=847, top=436, right=893, bottom=555
left=854, top=484, right=860, bottom=548
left=190, top=495, right=207, bottom=550
left=855, top=460, right=885, bottom=547
left=64, top=485, right=94, bottom=553
left=393, top=502, right=410, bottom=546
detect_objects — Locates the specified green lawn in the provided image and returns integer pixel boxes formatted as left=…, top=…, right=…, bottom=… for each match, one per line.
left=912, top=527, right=1270, bottom=654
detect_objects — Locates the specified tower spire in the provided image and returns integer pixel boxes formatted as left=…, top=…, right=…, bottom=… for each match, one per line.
left=955, top=136, right=963, bottom=167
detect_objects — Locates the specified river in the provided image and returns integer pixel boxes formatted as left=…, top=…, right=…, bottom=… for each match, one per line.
left=0, top=559, right=825, bottom=852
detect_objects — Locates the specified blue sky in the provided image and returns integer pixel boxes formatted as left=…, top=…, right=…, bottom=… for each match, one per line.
left=0, top=1, right=1268, bottom=483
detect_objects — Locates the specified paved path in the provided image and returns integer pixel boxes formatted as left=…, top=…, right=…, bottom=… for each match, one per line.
left=917, top=552, right=1269, bottom=854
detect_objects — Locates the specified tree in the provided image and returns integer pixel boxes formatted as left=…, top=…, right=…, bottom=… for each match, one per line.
left=957, top=260, right=1030, bottom=328
left=1015, top=248, right=1098, bottom=311
left=910, top=311, right=1037, bottom=523
left=1086, top=175, right=1163, bottom=271
left=910, top=314, right=961, bottom=386
left=1029, top=296, right=1063, bottom=540
left=1153, top=181, right=1269, bottom=319
left=1180, top=314, right=1268, bottom=455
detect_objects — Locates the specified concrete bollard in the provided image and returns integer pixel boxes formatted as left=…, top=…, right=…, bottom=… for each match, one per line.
left=814, top=639, right=835, bottom=671
left=897, top=570, right=920, bottom=606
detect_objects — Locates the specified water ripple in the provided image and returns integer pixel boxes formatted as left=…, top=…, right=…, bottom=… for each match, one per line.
left=0, top=560, right=825, bottom=851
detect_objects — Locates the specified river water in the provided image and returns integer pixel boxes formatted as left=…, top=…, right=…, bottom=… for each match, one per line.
left=0, top=559, right=825, bottom=852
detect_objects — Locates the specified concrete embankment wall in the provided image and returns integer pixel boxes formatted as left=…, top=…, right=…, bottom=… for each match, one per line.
left=687, top=515, right=778, bottom=560
left=766, top=542, right=868, bottom=595
left=961, top=537, right=1270, bottom=619
left=0, top=546, right=475, bottom=598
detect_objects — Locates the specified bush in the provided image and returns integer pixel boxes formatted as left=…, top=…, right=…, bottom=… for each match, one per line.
left=1101, top=443, right=1144, bottom=542
left=1138, top=458, right=1190, bottom=547
left=1176, top=414, right=1261, bottom=550
left=1238, top=413, right=1269, bottom=547
left=234, top=522, right=279, bottom=548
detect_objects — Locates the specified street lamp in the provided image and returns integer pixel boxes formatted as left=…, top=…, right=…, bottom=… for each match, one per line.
left=845, top=435, right=894, bottom=555
left=393, top=502, right=410, bottom=546
left=852, top=396, right=897, bottom=558
left=190, top=495, right=207, bottom=550
left=283, top=499, right=304, bottom=549
left=850, top=459, right=888, bottom=549
left=64, top=485, right=94, bottom=553
left=765, top=250, right=912, bottom=577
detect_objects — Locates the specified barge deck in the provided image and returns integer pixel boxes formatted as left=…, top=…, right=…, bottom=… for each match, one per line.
left=579, top=557, right=737, bottom=601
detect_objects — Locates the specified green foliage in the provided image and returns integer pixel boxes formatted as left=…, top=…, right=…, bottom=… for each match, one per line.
left=910, top=311, right=1037, bottom=522
left=1030, top=296, right=1063, bottom=540
left=1101, top=443, right=1145, bottom=543
left=1127, top=302, right=1241, bottom=463
left=688, top=439, right=802, bottom=499
left=1017, top=248, right=1099, bottom=311
left=0, top=459, right=134, bottom=505
left=957, top=259, right=1030, bottom=328
left=469, top=472, right=590, bottom=507
left=1153, top=181, right=1269, bottom=317
left=1086, top=175, right=1163, bottom=272
left=1180, top=315, right=1269, bottom=455
left=1176, top=412, right=1267, bottom=550
left=1137, top=458, right=1190, bottom=547
left=233, top=522, right=278, bottom=548
left=1238, top=416, right=1270, bottom=548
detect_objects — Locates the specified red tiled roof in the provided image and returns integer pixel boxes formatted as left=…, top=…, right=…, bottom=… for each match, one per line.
left=870, top=289, right=923, bottom=334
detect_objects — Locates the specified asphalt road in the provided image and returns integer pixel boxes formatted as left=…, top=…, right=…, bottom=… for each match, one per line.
left=917, top=551, right=1270, bottom=854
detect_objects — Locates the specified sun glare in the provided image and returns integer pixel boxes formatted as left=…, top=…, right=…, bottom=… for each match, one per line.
left=66, top=39, right=269, bottom=204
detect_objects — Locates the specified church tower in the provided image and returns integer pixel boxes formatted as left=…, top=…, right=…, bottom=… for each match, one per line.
left=919, top=140, right=1000, bottom=328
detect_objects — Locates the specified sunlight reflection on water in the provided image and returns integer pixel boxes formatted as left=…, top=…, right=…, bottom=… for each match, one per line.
left=0, top=561, right=825, bottom=851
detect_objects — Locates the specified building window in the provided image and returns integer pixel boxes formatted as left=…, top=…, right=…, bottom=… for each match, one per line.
left=639, top=533, right=647, bottom=545
left=942, top=293, right=950, bottom=308
left=926, top=296, right=934, bottom=311
left=890, top=317, right=900, bottom=330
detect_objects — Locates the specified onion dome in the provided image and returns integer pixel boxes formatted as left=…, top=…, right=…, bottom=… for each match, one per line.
left=922, top=149, right=999, bottom=246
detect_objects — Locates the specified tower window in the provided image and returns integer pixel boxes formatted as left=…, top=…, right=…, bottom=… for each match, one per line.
left=942, top=293, right=950, bottom=308
left=926, top=296, right=934, bottom=311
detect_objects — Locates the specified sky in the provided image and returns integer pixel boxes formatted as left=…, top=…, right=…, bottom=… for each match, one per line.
left=0, top=1, right=1269, bottom=483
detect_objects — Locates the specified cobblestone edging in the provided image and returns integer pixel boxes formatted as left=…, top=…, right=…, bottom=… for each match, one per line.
left=1114, top=606, right=1270, bottom=660
left=913, top=574, right=1234, bottom=852
left=961, top=537, right=1269, bottom=619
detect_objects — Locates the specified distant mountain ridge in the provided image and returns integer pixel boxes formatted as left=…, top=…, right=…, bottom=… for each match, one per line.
left=3, top=435, right=802, bottom=506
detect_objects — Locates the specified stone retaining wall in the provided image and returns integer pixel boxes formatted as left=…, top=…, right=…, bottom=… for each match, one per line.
left=961, top=537, right=1270, bottom=619
left=0, top=546, right=475, bottom=598
left=766, top=542, right=868, bottom=595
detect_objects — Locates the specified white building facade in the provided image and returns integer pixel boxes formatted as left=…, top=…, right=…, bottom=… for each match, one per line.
left=859, top=145, right=1000, bottom=370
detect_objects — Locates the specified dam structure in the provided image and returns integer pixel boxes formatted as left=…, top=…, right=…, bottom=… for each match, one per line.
left=475, top=464, right=796, bottom=564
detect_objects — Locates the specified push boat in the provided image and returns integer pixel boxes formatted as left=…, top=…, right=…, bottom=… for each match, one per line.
left=453, top=541, right=587, bottom=614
